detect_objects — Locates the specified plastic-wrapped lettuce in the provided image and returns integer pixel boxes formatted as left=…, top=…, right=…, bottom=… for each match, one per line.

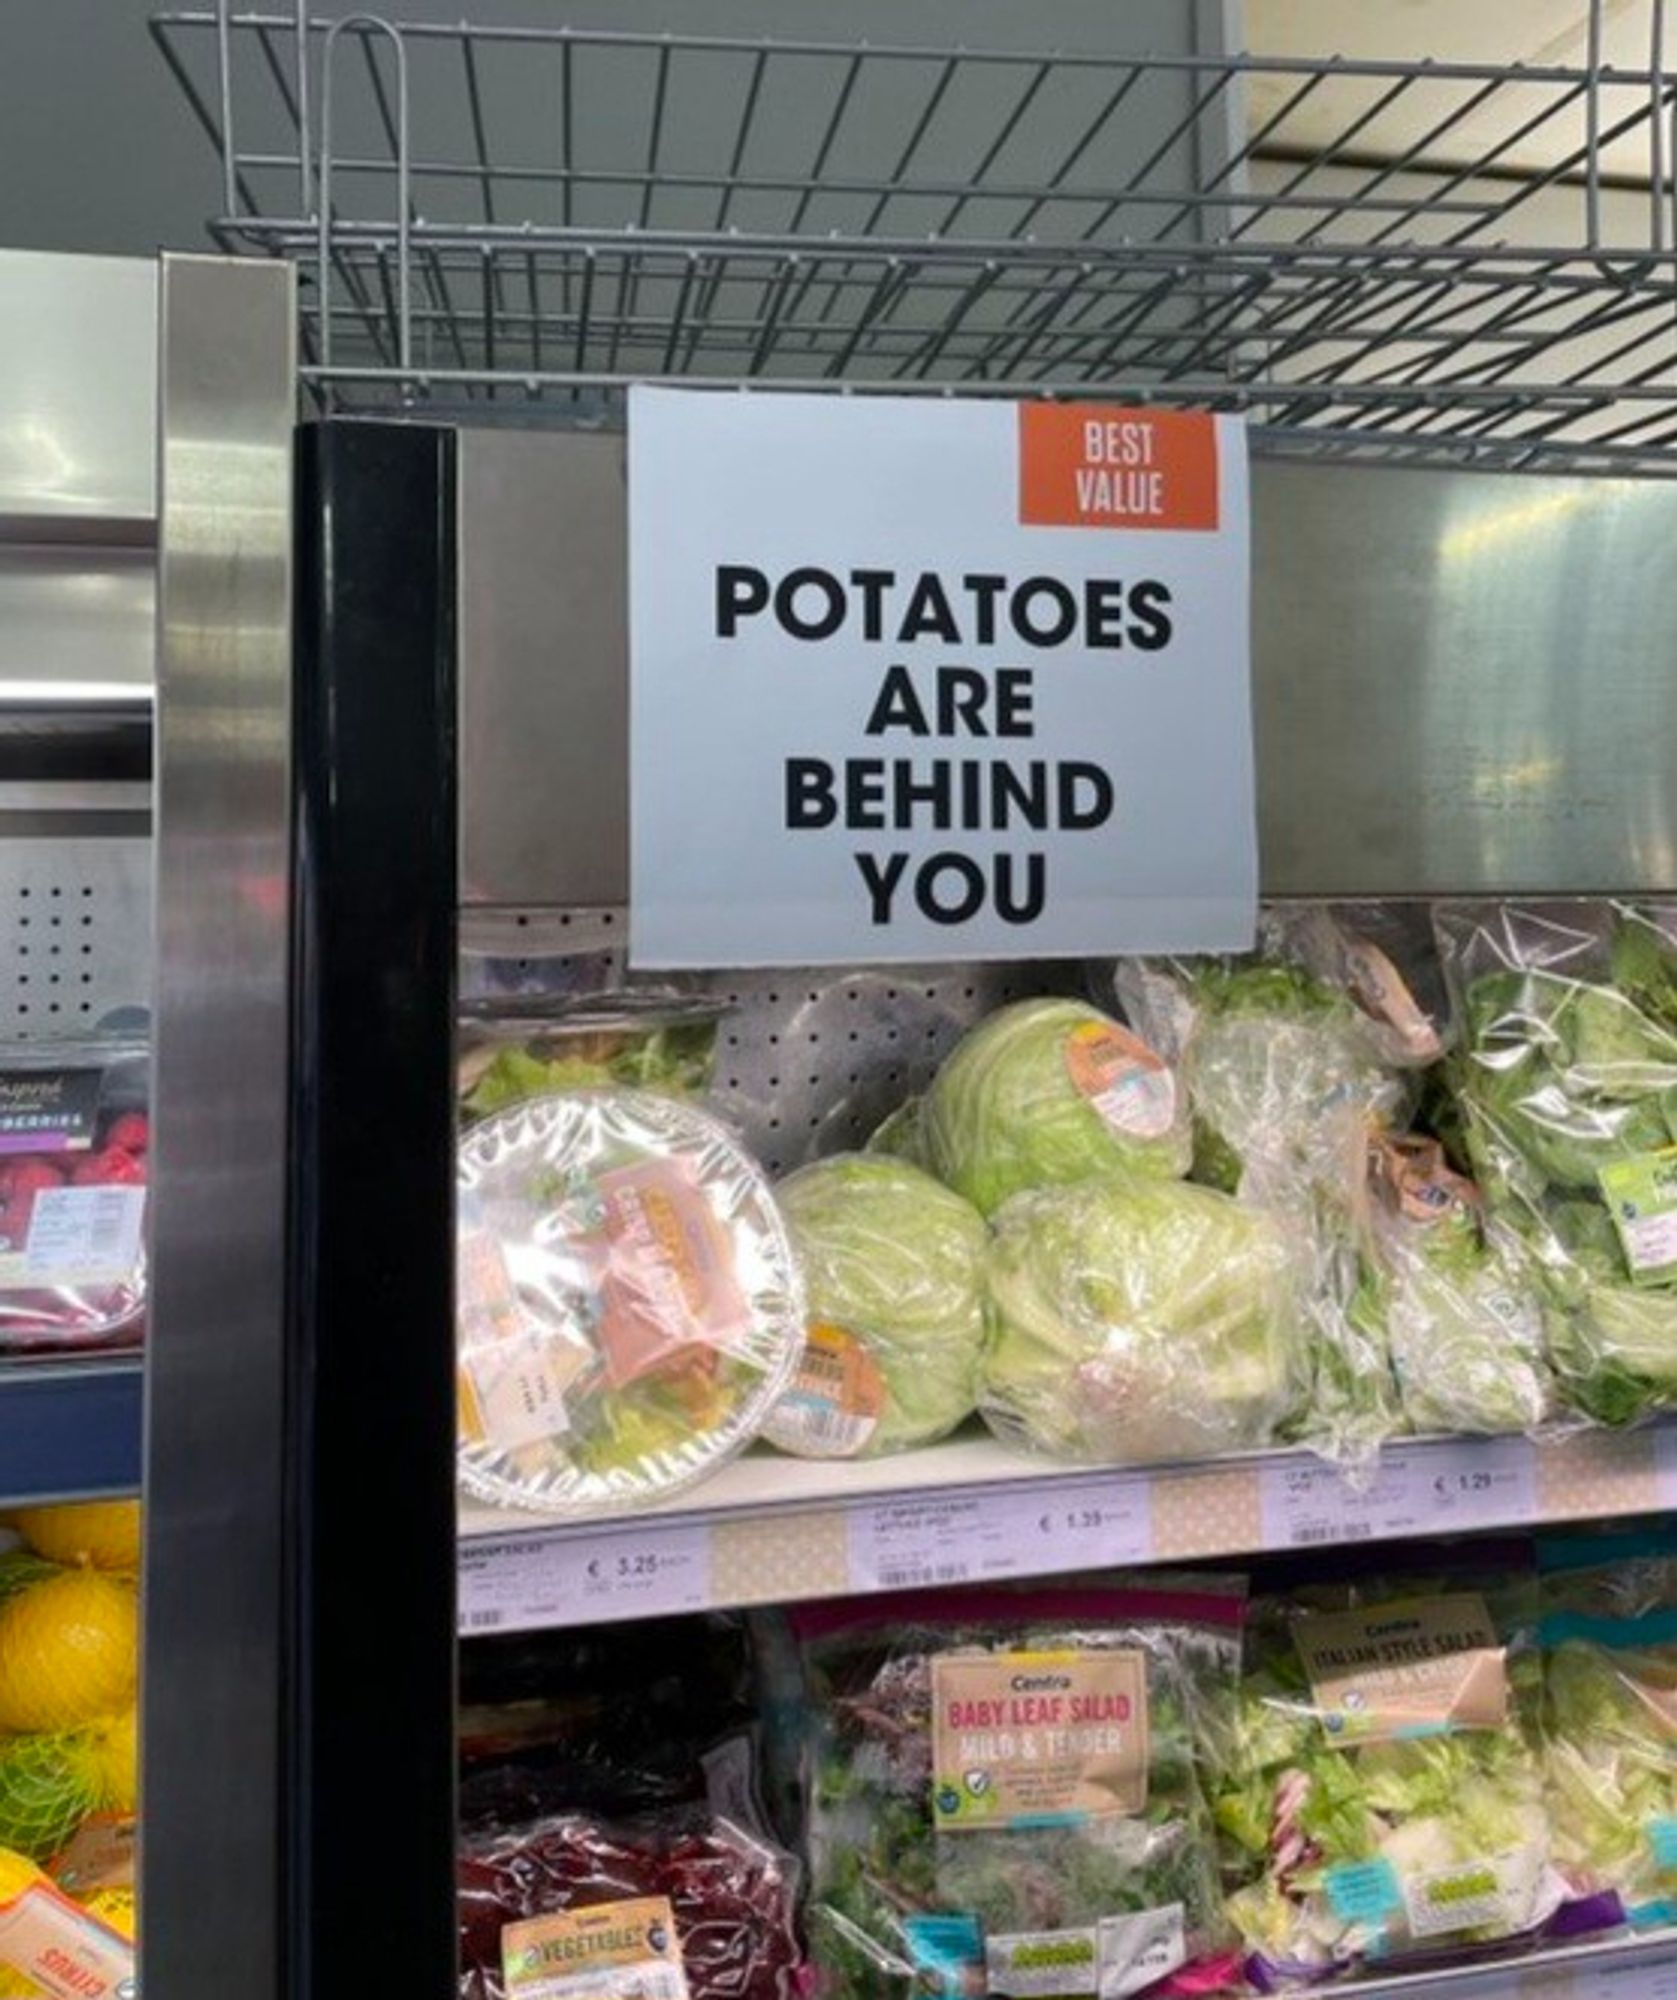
left=981, top=1173, right=1301, bottom=1465
left=795, top=1581, right=1247, bottom=2000
left=458, top=994, right=722, bottom=1118
left=921, top=1000, right=1189, bottom=1217
left=1359, top=1135, right=1556, bottom=1437
left=1212, top=1567, right=1567, bottom=1982
left=1437, top=902, right=1677, bottom=1427
left=763, top=1155, right=986, bottom=1459
left=456, top=1089, right=803, bottom=1515
left=1116, top=909, right=1441, bottom=1465
left=1537, top=1535, right=1677, bottom=1928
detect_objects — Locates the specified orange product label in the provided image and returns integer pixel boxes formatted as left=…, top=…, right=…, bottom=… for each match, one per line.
left=1064, top=1021, right=1177, bottom=1140
left=49, top=1818, right=135, bottom=1898
left=502, top=1894, right=690, bottom=2000
left=1369, top=1135, right=1478, bottom=1229
left=594, top=1160, right=750, bottom=1388
left=768, top=1322, right=886, bottom=1457
left=0, top=1877, right=134, bottom=2000
left=1018, top=404, right=1219, bottom=531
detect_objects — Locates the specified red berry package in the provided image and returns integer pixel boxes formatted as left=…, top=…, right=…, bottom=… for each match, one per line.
left=0, top=1043, right=148, bottom=1353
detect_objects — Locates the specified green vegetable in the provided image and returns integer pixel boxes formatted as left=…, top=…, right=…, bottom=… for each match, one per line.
left=765, top=1154, right=986, bottom=1457
left=982, top=1173, right=1300, bottom=1463
left=921, top=999, right=1188, bottom=1216
left=463, top=1017, right=718, bottom=1116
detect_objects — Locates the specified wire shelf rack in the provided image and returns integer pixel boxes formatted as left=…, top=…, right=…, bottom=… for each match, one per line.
left=152, top=3, right=1677, bottom=472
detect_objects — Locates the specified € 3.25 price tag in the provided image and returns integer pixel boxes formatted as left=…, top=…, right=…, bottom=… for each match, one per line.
left=459, top=1520, right=713, bottom=1634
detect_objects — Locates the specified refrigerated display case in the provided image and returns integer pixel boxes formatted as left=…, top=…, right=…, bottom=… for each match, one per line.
left=138, top=7, right=1677, bottom=2000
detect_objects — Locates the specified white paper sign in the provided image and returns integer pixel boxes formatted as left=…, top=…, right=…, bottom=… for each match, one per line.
left=1260, top=1438, right=1538, bottom=1551
left=629, top=389, right=1255, bottom=967
left=459, top=1521, right=712, bottom=1634
left=849, top=1476, right=1152, bottom=1593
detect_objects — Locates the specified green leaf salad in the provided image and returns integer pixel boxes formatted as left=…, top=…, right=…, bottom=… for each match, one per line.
left=1437, top=903, right=1677, bottom=1426
left=764, top=1155, right=987, bottom=1459
left=981, top=1173, right=1301, bottom=1465
left=794, top=1583, right=1245, bottom=2000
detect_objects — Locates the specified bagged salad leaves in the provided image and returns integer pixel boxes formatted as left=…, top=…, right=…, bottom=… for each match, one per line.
left=1212, top=1562, right=1568, bottom=1983
left=459, top=995, right=723, bottom=1119
left=796, top=1582, right=1246, bottom=2000
left=1356, top=1136, right=1555, bottom=1438
left=980, top=1174, right=1301, bottom=1465
left=1115, top=909, right=1441, bottom=1465
left=456, top=1090, right=803, bottom=1515
left=1537, top=1535, right=1677, bottom=1928
left=921, top=1000, right=1190, bottom=1218
left=764, top=1155, right=987, bottom=1459
left=1437, top=902, right=1677, bottom=1427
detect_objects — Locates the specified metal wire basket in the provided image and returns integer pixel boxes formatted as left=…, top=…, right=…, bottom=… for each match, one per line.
left=152, top=2, right=1677, bottom=472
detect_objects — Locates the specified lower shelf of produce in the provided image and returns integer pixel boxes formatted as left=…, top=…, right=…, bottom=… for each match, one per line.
left=457, top=1421, right=1676, bottom=1633
left=0, top=1355, right=141, bottom=1505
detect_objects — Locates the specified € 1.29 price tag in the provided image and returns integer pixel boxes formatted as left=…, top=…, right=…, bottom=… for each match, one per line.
left=1260, top=1438, right=1538, bottom=1551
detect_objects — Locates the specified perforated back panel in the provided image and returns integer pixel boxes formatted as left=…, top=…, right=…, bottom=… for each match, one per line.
left=0, top=838, right=152, bottom=1040
left=461, top=918, right=1086, bottom=1175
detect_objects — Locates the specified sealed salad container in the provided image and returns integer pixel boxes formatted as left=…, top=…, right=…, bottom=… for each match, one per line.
left=456, top=1088, right=804, bottom=1515
left=458, top=994, right=724, bottom=1120
left=0, top=1041, right=148, bottom=1353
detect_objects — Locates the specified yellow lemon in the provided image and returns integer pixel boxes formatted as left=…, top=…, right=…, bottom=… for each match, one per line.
left=0, top=1575, right=137, bottom=1736
left=84, top=1710, right=136, bottom=1817
left=12, top=1505, right=140, bottom=1576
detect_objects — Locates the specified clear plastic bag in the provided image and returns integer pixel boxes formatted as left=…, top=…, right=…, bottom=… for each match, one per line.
left=795, top=1582, right=1246, bottom=2000
left=1436, top=900, right=1677, bottom=1427
left=1114, top=907, right=1442, bottom=1466
left=456, top=1089, right=803, bottom=1515
left=979, top=1173, right=1301, bottom=1466
left=458, top=1807, right=802, bottom=2000
left=1359, top=1135, right=1556, bottom=1438
left=763, top=1154, right=987, bottom=1460
left=0, top=1042, right=147, bottom=1355
left=459, top=994, right=723, bottom=1119
left=1213, top=1563, right=1569, bottom=1984
left=920, top=999, right=1191, bottom=1218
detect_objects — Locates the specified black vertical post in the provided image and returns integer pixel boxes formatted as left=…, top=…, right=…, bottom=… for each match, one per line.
left=289, top=422, right=459, bottom=1998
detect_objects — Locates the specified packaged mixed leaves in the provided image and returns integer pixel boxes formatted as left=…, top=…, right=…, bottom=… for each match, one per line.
left=764, top=1154, right=988, bottom=1460
left=1356, top=1135, right=1555, bottom=1439
left=458, top=1806, right=801, bottom=2000
left=456, top=1090, right=803, bottom=1515
left=1212, top=1562, right=1572, bottom=1983
left=1437, top=902, right=1677, bottom=1427
left=458, top=994, right=724, bottom=1119
left=1537, top=1535, right=1677, bottom=1928
left=796, top=1582, right=1246, bottom=2000
left=1115, top=908, right=1441, bottom=1466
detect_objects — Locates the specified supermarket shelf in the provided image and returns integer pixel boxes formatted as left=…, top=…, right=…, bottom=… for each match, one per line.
left=1349, top=1929, right=1677, bottom=1998
left=0, top=1355, right=142, bottom=1504
left=457, top=1421, right=1675, bottom=1634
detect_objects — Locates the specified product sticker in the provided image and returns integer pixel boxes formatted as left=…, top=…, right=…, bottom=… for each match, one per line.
left=986, top=1927, right=1100, bottom=1998
left=501, top=1895, right=690, bottom=2000
left=930, top=1647, right=1148, bottom=1831
left=1292, top=1594, right=1507, bottom=1745
left=1343, top=940, right=1441, bottom=1064
left=0, top=1876, right=134, bottom=2000
left=1370, top=1136, right=1477, bottom=1229
left=12, top=1185, right=146, bottom=1287
left=1063, top=1022, right=1176, bottom=1141
left=595, top=1160, right=751, bottom=1385
left=764, top=1322, right=884, bottom=1456
left=902, top=1913, right=984, bottom=1997
left=1325, top=1859, right=1405, bottom=1929
left=1094, top=1908, right=1187, bottom=2000
left=1597, top=1147, right=1677, bottom=1287
left=1649, top=1817, right=1677, bottom=1871
left=0, top=1070, right=103, bottom=1154
left=458, top=1326, right=589, bottom=1453
left=1402, top=1859, right=1510, bottom=1939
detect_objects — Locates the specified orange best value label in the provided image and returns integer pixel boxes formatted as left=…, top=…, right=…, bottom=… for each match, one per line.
left=1018, top=404, right=1219, bottom=531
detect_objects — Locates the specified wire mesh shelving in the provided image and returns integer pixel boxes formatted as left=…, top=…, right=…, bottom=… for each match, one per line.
left=151, top=2, right=1677, bottom=472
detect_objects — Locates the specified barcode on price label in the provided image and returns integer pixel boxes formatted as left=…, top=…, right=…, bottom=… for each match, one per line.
left=849, top=1477, right=1151, bottom=1594
left=1259, top=1439, right=1538, bottom=1552
left=459, top=1521, right=713, bottom=1634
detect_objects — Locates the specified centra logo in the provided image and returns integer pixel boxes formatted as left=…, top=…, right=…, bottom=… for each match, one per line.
left=1010, top=1671, right=1073, bottom=1692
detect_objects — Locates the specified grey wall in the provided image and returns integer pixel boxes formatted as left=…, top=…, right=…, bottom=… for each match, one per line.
left=0, top=1, right=1228, bottom=258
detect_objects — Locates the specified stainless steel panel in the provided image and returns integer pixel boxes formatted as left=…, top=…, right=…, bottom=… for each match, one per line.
left=457, top=441, right=1677, bottom=908
left=0, top=546, right=154, bottom=703
left=1252, top=461, right=1677, bottom=894
left=0, top=837, right=150, bottom=1039
left=143, top=254, right=294, bottom=2000
left=458, top=429, right=628, bottom=907
left=0, top=253, right=157, bottom=534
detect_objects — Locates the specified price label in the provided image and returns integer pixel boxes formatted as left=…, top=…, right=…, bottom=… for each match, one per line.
left=459, top=1520, right=712, bottom=1634
left=849, top=1476, right=1151, bottom=1593
left=1259, top=1438, right=1537, bottom=1551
